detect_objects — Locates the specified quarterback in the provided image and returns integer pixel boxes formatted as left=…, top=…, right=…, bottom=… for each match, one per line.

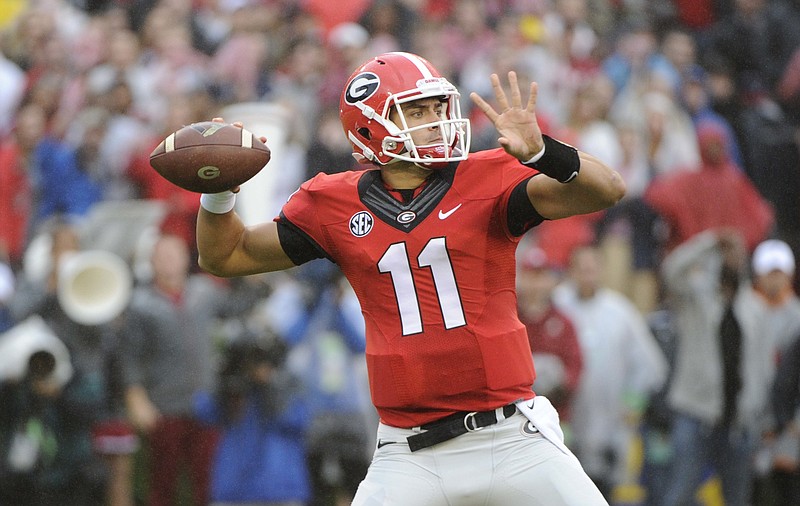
left=196, top=52, right=624, bottom=505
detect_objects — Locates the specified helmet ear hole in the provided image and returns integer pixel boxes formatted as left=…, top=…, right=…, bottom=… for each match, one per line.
left=357, top=127, right=371, bottom=140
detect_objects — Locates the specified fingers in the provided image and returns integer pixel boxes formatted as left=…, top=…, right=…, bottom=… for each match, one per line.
left=491, top=73, right=509, bottom=111
left=526, top=81, right=538, bottom=114
left=507, top=72, right=539, bottom=113
left=211, top=117, right=245, bottom=129
left=508, top=71, right=523, bottom=109
left=470, top=91, right=499, bottom=122
left=471, top=71, right=539, bottom=122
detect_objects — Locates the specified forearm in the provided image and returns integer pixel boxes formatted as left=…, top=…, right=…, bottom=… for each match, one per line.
left=528, top=150, right=626, bottom=219
left=660, top=230, right=718, bottom=286
left=125, top=384, right=159, bottom=432
left=197, top=206, right=246, bottom=275
left=568, top=151, right=626, bottom=210
left=197, top=207, right=295, bottom=277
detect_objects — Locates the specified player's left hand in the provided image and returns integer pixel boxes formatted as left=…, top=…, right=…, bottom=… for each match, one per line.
left=470, top=71, right=544, bottom=161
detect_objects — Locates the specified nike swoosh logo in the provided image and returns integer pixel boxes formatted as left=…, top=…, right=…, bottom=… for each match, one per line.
left=438, top=203, right=462, bottom=220
left=377, top=440, right=397, bottom=448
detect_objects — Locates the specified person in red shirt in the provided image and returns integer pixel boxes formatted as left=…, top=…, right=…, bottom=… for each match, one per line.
left=644, top=121, right=775, bottom=254
left=516, top=245, right=583, bottom=424
left=0, top=103, right=101, bottom=267
left=195, top=52, right=625, bottom=505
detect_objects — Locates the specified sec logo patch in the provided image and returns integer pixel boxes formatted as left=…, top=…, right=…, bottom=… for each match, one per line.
left=350, top=211, right=374, bottom=237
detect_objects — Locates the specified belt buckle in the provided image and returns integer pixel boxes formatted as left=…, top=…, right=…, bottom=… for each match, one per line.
left=463, top=412, right=483, bottom=432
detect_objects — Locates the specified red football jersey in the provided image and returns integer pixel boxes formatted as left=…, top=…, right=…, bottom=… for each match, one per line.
left=280, top=149, right=538, bottom=427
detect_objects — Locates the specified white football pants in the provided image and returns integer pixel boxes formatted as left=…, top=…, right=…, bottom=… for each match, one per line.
left=352, top=396, right=608, bottom=506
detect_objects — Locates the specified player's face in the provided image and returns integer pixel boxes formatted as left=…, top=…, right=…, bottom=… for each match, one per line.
left=391, top=97, right=446, bottom=146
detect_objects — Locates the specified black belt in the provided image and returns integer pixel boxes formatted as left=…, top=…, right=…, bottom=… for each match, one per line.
left=406, top=404, right=517, bottom=452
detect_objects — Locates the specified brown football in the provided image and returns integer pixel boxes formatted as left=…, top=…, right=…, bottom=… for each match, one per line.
left=149, top=121, right=271, bottom=193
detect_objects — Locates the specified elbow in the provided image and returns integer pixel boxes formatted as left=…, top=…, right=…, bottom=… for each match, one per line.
left=197, top=255, right=230, bottom=278
left=605, top=171, right=627, bottom=207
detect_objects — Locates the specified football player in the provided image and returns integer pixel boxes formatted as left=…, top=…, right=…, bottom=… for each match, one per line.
left=196, top=52, right=624, bottom=505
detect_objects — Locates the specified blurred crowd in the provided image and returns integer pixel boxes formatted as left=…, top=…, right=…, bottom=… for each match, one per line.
left=1, top=0, right=800, bottom=505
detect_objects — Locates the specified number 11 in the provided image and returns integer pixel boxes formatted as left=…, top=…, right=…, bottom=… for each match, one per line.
left=377, top=237, right=467, bottom=335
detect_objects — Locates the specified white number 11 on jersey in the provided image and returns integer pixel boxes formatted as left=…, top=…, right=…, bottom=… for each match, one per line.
left=378, top=237, right=467, bottom=335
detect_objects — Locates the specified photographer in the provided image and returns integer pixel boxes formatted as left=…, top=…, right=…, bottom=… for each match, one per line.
left=194, top=332, right=311, bottom=506
left=0, top=317, right=73, bottom=505
left=7, top=222, right=132, bottom=506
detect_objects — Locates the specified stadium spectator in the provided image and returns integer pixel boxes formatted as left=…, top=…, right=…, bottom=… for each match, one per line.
left=126, top=93, right=204, bottom=250
left=195, top=333, right=312, bottom=506
left=751, top=239, right=800, bottom=504
left=0, top=46, right=25, bottom=136
left=659, top=229, right=775, bottom=506
left=552, top=245, right=668, bottom=499
left=679, top=68, right=744, bottom=168
left=119, top=233, right=229, bottom=506
left=644, top=120, right=775, bottom=254
left=7, top=221, right=134, bottom=506
left=261, top=265, right=374, bottom=506
left=0, top=102, right=101, bottom=267
left=516, top=245, right=583, bottom=425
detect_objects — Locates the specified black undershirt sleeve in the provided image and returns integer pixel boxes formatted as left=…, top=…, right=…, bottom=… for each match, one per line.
left=507, top=175, right=546, bottom=237
left=276, top=213, right=331, bottom=265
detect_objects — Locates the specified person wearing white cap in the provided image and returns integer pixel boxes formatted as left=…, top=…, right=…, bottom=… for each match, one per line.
left=659, top=229, right=773, bottom=505
left=753, top=239, right=796, bottom=275
left=751, top=239, right=800, bottom=356
left=751, top=239, right=800, bottom=504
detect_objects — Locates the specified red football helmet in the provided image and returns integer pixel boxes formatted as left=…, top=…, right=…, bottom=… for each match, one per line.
left=339, top=52, right=471, bottom=168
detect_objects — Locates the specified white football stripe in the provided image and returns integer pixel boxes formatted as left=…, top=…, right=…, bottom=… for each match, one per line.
left=241, top=128, right=253, bottom=148
left=391, top=51, right=433, bottom=78
left=165, top=133, right=175, bottom=152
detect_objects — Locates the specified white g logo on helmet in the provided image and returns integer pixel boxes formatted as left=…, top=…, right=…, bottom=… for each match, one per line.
left=345, top=72, right=380, bottom=104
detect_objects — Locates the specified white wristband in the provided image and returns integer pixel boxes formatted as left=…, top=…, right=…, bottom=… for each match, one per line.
left=200, top=191, right=236, bottom=214
left=520, top=143, right=546, bottom=165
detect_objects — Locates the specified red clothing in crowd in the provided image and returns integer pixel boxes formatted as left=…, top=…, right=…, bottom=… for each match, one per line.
left=0, top=145, right=29, bottom=263
left=521, top=305, right=583, bottom=422
left=644, top=123, right=775, bottom=253
left=127, top=138, right=201, bottom=247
